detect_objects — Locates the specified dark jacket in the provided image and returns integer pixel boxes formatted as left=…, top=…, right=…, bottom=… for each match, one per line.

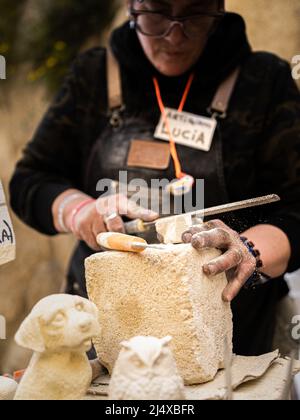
left=9, top=14, right=300, bottom=355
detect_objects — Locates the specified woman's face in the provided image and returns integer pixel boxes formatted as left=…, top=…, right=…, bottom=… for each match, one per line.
left=130, top=0, right=222, bottom=76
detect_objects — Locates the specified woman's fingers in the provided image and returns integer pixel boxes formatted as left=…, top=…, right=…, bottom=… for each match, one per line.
left=182, top=219, right=257, bottom=301
left=91, top=217, right=107, bottom=249
left=182, top=225, right=205, bottom=243
left=191, top=228, right=232, bottom=250
left=71, top=202, right=107, bottom=249
left=75, top=213, right=102, bottom=250
left=182, top=220, right=230, bottom=243
left=202, top=248, right=244, bottom=276
left=103, top=213, right=125, bottom=233
left=118, top=196, right=158, bottom=221
left=222, top=261, right=256, bottom=302
left=96, top=194, right=158, bottom=224
left=86, top=237, right=101, bottom=251
left=96, top=194, right=123, bottom=216
left=80, top=228, right=101, bottom=251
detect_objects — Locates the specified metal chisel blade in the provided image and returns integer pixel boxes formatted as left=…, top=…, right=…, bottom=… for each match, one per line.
left=132, top=242, right=166, bottom=251
left=143, top=194, right=280, bottom=229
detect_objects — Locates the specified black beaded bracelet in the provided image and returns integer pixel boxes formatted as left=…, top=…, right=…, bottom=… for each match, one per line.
left=240, top=236, right=272, bottom=290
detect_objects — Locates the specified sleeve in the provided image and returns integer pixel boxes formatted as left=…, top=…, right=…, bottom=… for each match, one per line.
left=257, top=59, right=300, bottom=273
left=9, top=56, right=86, bottom=236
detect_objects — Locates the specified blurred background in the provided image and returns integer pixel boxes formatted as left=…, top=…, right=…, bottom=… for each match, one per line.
left=0, top=0, right=300, bottom=373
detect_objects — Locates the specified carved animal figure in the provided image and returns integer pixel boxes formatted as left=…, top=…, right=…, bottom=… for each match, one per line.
left=14, top=294, right=100, bottom=400
left=109, top=336, right=186, bottom=400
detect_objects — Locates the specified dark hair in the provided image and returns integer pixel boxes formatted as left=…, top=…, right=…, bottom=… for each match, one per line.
left=130, top=0, right=225, bottom=9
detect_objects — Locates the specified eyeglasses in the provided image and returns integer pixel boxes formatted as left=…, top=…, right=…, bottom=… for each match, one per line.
left=129, top=8, right=225, bottom=39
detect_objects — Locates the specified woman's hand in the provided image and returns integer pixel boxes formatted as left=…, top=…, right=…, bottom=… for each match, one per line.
left=182, top=220, right=256, bottom=302
left=63, top=193, right=158, bottom=251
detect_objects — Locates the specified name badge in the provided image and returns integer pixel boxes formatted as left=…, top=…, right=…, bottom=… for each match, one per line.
left=0, top=181, right=16, bottom=266
left=154, top=108, right=217, bottom=152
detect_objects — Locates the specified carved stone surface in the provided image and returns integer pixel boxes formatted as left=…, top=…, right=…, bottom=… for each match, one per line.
left=86, top=244, right=233, bottom=385
left=14, top=294, right=100, bottom=400
left=156, top=214, right=193, bottom=244
left=109, top=336, right=186, bottom=400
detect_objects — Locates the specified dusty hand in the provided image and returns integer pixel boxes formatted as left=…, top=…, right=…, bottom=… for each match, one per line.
left=67, top=194, right=158, bottom=251
left=182, top=220, right=256, bottom=302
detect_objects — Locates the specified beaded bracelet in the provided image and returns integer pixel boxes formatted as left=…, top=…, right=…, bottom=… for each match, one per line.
left=240, top=236, right=271, bottom=290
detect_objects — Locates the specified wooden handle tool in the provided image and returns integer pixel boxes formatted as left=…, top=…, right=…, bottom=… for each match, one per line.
left=97, top=232, right=163, bottom=253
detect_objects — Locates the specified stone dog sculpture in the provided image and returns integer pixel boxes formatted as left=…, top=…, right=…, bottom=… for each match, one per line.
left=14, top=294, right=100, bottom=400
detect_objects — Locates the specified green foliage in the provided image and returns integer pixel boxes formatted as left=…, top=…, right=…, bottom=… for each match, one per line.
left=0, top=0, right=120, bottom=92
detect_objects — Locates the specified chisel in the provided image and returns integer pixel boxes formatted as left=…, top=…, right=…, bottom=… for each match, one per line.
left=124, top=194, right=280, bottom=234
left=97, top=232, right=164, bottom=253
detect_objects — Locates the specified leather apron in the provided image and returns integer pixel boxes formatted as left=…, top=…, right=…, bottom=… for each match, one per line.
left=66, top=50, right=240, bottom=296
left=66, top=51, right=287, bottom=357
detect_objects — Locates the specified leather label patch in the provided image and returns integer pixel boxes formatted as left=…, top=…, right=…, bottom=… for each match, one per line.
left=127, top=140, right=171, bottom=170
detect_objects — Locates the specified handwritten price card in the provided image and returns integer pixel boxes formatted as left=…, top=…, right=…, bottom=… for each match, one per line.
left=0, top=181, right=16, bottom=265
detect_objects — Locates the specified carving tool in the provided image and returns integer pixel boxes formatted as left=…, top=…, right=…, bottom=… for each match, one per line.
left=97, top=232, right=164, bottom=253
left=124, top=194, right=280, bottom=235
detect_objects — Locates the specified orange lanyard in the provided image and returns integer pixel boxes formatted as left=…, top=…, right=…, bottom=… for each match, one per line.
left=153, top=74, right=195, bottom=179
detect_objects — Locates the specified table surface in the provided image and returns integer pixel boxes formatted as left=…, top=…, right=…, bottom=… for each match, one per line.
left=85, top=357, right=300, bottom=401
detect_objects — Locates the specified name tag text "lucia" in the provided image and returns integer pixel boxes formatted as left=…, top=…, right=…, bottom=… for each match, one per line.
left=155, top=108, right=217, bottom=152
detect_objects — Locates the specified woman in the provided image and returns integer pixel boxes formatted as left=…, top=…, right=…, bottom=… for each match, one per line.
left=10, top=0, right=300, bottom=356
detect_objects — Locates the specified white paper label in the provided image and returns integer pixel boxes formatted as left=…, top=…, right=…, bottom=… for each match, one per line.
left=0, top=181, right=16, bottom=265
left=0, top=182, right=6, bottom=204
left=154, top=108, right=217, bottom=152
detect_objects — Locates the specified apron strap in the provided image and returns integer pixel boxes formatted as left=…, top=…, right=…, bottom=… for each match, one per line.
left=107, top=47, right=124, bottom=112
left=208, top=67, right=241, bottom=119
left=106, top=45, right=240, bottom=120
left=106, top=47, right=125, bottom=128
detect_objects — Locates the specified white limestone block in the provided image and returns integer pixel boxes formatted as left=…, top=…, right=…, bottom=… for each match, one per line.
left=156, top=214, right=193, bottom=244
left=86, top=244, right=233, bottom=385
